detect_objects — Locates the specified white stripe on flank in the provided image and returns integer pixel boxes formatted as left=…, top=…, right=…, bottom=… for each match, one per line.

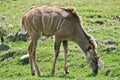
left=32, top=17, right=37, bottom=30
left=54, top=17, right=59, bottom=28
left=49, top=8, right=54, bottom=29
left=59, top=19, right=65, bottom=28
left=32, top=12, right=39, bottom=31
left=56, top=17, right=62, bottom=30
left=47, top=15, right=51, bottom=27
left=41, top=7, right=45, bottom=28
left=32, top=17, right=35, bottom=25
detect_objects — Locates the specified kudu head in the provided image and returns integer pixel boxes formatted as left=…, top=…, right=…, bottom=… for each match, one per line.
left=85, top=36, right=104, bottom=75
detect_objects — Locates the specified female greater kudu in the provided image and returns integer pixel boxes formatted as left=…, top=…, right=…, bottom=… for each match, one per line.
left=22, top=5, right=103, bottom=76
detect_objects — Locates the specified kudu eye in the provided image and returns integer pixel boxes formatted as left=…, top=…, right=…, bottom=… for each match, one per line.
left=86, top=45, right=93, bottom=51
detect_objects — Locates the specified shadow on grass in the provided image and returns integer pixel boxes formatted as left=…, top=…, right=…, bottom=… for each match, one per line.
left=40, top=73, right=75, bottom=79
left=86, top=73, right=98, bottom=77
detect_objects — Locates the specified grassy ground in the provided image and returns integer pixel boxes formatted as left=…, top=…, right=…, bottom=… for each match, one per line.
left=0, top=0, right=120, bottom=80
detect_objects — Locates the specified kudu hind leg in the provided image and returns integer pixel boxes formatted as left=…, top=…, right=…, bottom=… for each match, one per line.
left=63, top=40, right=69, bottom=74
left=28, top=41, right=35, bottom=75
left=28, top=34, right=41, bottom=76
left=32, top=34, right=41, bottom=76
left=51, top=39, right=61, bottom=75
left=32, top=40, right=41, bottom=76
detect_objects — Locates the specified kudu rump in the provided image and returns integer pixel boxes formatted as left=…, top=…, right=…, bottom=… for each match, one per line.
left=22, top=5, right=103, bottom=76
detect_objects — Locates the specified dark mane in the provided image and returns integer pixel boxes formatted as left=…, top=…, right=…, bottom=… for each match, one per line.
left=87, top=35, right=97, bottom=49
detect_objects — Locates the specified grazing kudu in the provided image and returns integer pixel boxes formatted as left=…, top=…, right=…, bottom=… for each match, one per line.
left=22, top=5, right=103, bottom=76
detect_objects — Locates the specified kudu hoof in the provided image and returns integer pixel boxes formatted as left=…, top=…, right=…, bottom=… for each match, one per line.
left=37, top=71, right=41, bottom=77
left=51, top=71, right=55, bottom=76
left=31, top=73, right=35, bottom=76
left=65, top=71, right=69, bottom=74
left=37, top=74, right=41, bottom=77
left=31, top=70, right=35, bottom=76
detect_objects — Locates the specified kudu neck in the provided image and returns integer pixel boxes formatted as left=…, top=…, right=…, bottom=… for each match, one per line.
left=74, top=24, right=90, bottom=53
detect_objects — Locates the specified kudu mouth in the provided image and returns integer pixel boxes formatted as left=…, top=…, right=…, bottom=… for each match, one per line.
left=92, top=68, right=98, bottom=74
left=86, top=49, right=99, bottom=75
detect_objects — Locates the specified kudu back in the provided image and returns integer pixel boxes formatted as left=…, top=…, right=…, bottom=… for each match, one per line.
left=22, top=5, right=103, bottom=76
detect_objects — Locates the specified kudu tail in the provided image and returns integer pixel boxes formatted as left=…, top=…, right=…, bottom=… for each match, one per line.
left=21, top=17, right=26, bottom=33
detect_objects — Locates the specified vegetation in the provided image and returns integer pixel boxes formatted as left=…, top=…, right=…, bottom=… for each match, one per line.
left=0, top=0, right=120, bottom=80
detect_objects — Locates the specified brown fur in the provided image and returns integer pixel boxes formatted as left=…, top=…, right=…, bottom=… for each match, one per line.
left=22, top=5, right=99, bottom=76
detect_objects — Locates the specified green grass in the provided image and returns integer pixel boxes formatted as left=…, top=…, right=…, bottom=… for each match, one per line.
left=0, top=0, right=120, bottom=80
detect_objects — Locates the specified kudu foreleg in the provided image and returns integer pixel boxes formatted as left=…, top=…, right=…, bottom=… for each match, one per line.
left=63, top=40, right=69, bottom=74
left=51, top=40, right=61, bottom=75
